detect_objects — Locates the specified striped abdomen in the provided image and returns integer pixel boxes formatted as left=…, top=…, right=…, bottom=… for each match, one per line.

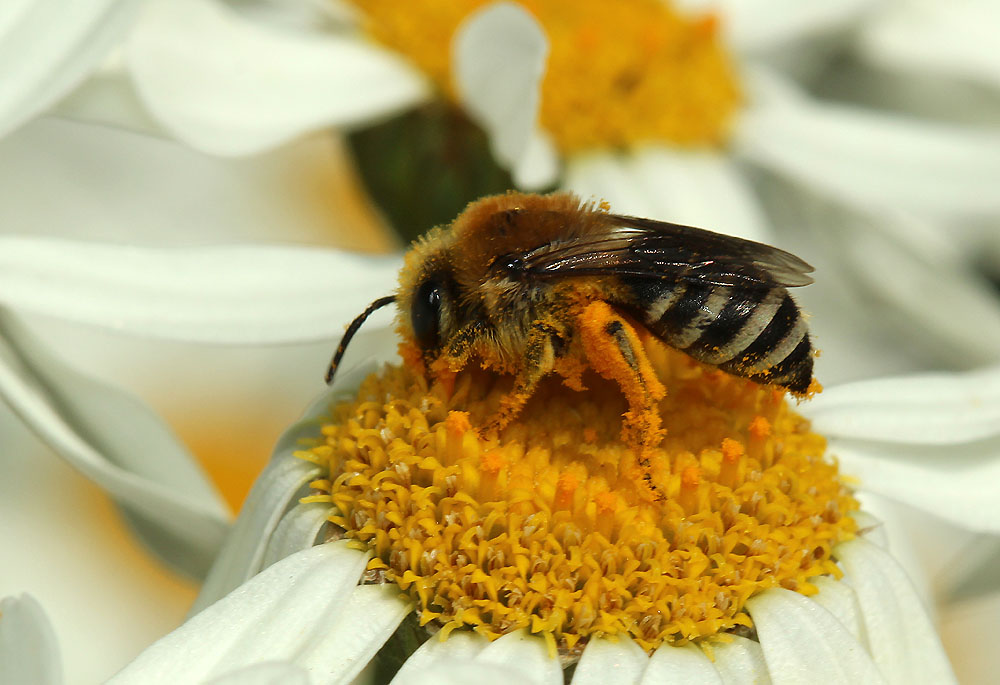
left=624, top=279, right=813, bottom=393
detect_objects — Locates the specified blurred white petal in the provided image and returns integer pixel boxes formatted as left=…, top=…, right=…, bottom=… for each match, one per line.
left=0, top=594, right=62, bottom=685
left=571, top=635, right=647, bottom=685
left=641, top=643, right=721, bottom=684
left=805, top=365, right=1000, bottom=445
left=474, top=631, right=562, bottom=685
left=127, top=0, right=429, bottom=156
left=564, top=153, right=659, bottom=218
left=856, top=0, right=1000, bottom=90
left=566, top=149, right=768, bottom=242
left=0, top=0, right=144, bottom=138
left=0, top=308, right=228, bottom=578
left=109, top=542, right=369, bottom=684
left=711, top=635, right=770, bottom=685
left=737, top=87, right=1000, bottom=217
left=391, top=631, right=489, bottom=684
left=513, top=130, right=559, bottom=191
left=746, top=588, right=884, bottom=683
left=941, top=590, right=1000, bottom=685
left=0, top=236, right=401, bottom=344
left=206, top=661, right=310, bottom=685
left=752, top=177, right=1000, bottom=369
left=628, top=146, right=769, bottom=241
left=837, top=538, right=956, bottom=683
left=295, top=584, right=412, bottom=685
left=453, top=3, right=550, bottom=183
left=711, top=0, right=878, bottom=54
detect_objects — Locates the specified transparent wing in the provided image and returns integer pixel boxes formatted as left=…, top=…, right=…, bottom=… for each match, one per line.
left=519, top=215, right=814, bottom=288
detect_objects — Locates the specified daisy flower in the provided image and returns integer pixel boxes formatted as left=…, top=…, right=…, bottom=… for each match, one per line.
left=1, top=229, right=997, bottom=681
left=77, top=329, right=977, bottom=683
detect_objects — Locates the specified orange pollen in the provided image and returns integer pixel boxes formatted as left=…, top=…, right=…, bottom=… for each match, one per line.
left=749, top=416, right=772, bottom=440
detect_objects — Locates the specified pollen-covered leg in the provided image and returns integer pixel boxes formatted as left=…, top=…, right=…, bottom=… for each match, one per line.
left=578, top=301, right=666, bottom=452
left=483, top=320, right=562, bottom=435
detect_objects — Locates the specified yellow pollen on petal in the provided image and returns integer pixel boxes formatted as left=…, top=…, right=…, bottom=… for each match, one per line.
left=345, top=0, right=742, bottom=151
left=302, top=343, right=858, bottom=651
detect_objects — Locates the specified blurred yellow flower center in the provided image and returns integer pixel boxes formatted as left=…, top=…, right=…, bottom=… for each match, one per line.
left=298, top=344, right=858, bottom=651
left=346, top=0, right=742, bottom=152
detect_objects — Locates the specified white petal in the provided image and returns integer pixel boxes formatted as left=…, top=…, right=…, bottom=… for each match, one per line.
left=711, top=635, right=771, bottom=685
left=0, top=594, right=62, bottom=685
left=705, top=0, right=879, bottom=54
left=563, top=153, right=660, bottom=218
left=804, top=365, right=1000, bottom=445
left=262, top=501, right=331, bottom=569
left=206, top=662, right=310, bottom=685
left=0, top=236, right=402, bottom=344
left=750, top=174, right=1000, bottom=368
left=391, top=631, right=489, bottom=684
left=0, top=0, right=144, bottom=138
left=829, top=439, right=1000, bottom=534
left=941, top=589, right=1000, bottom=684
left=836, top=538, right=957, bottom=684
left=109, top=542, right=369, bottom=684
left=640, top=643, right=721, bottom=684
left=127, top=0, right=429, bottom=156
left=296, top=584, right=412, bottom=685
left=193, top=357, right=384, bottom=611
left=0, top=308, right=228, bottom=578
left=405, top=660, right=527, bottom=685
left=856, top=0, right=1000, bottom=90
left=737, top=84, right=1000, bottom=217
left=476, top=630, right=562, bottom=685
left=571, top=635, right=647, bottom=685
left=746, top=588, right=884, bottom=684
left=513, top=129, right=560, bottom=191
left=453, top=3, right=549, bottom=180
left=850, top=511, right=888, bottom=549
left=810, top=576, right=868, bottom=647
left=628, top=146, right=770, bottom=242
left=192, top=451, right=321, bottom=613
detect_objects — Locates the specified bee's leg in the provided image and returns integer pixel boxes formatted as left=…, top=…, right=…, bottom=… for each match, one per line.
left=484, top=320, right=564, bottom=435
left=578, top=301, right=666, bottom=453
left=428, top=322, right=488, bottom=396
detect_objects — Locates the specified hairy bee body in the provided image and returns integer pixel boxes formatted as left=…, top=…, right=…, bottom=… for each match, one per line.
left=327, top=192, right=816, bottom=445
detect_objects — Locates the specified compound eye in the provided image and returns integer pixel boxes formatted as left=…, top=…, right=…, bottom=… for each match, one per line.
left=411, top=280, right=443, bottom=350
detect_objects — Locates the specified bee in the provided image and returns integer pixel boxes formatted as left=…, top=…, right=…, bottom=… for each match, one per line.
left=326, top=192, right=815, bottom=450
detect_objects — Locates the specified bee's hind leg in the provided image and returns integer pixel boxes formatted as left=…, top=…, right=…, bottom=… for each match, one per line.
left=578, top=301, right=666, bottom=454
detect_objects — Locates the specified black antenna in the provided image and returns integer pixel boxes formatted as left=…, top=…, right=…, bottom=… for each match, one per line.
left=325, top=295, right=396, bottom=385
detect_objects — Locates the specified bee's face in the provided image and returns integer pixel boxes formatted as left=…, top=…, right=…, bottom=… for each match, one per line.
left=396, top=227, right=466, bottom=361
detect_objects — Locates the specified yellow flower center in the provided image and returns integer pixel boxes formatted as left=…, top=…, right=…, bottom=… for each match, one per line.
left=345, top=0, right=742, bottom=152
left=299, top=343, right=858, bottom=652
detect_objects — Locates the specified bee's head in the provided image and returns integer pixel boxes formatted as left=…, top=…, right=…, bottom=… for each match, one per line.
left=395, top=227, right=464, bottom=365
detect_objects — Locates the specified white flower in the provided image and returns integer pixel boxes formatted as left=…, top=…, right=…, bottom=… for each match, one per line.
left=0, top=240, right=996, bottom=680
left=87, top=338, right=970, bottom=683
